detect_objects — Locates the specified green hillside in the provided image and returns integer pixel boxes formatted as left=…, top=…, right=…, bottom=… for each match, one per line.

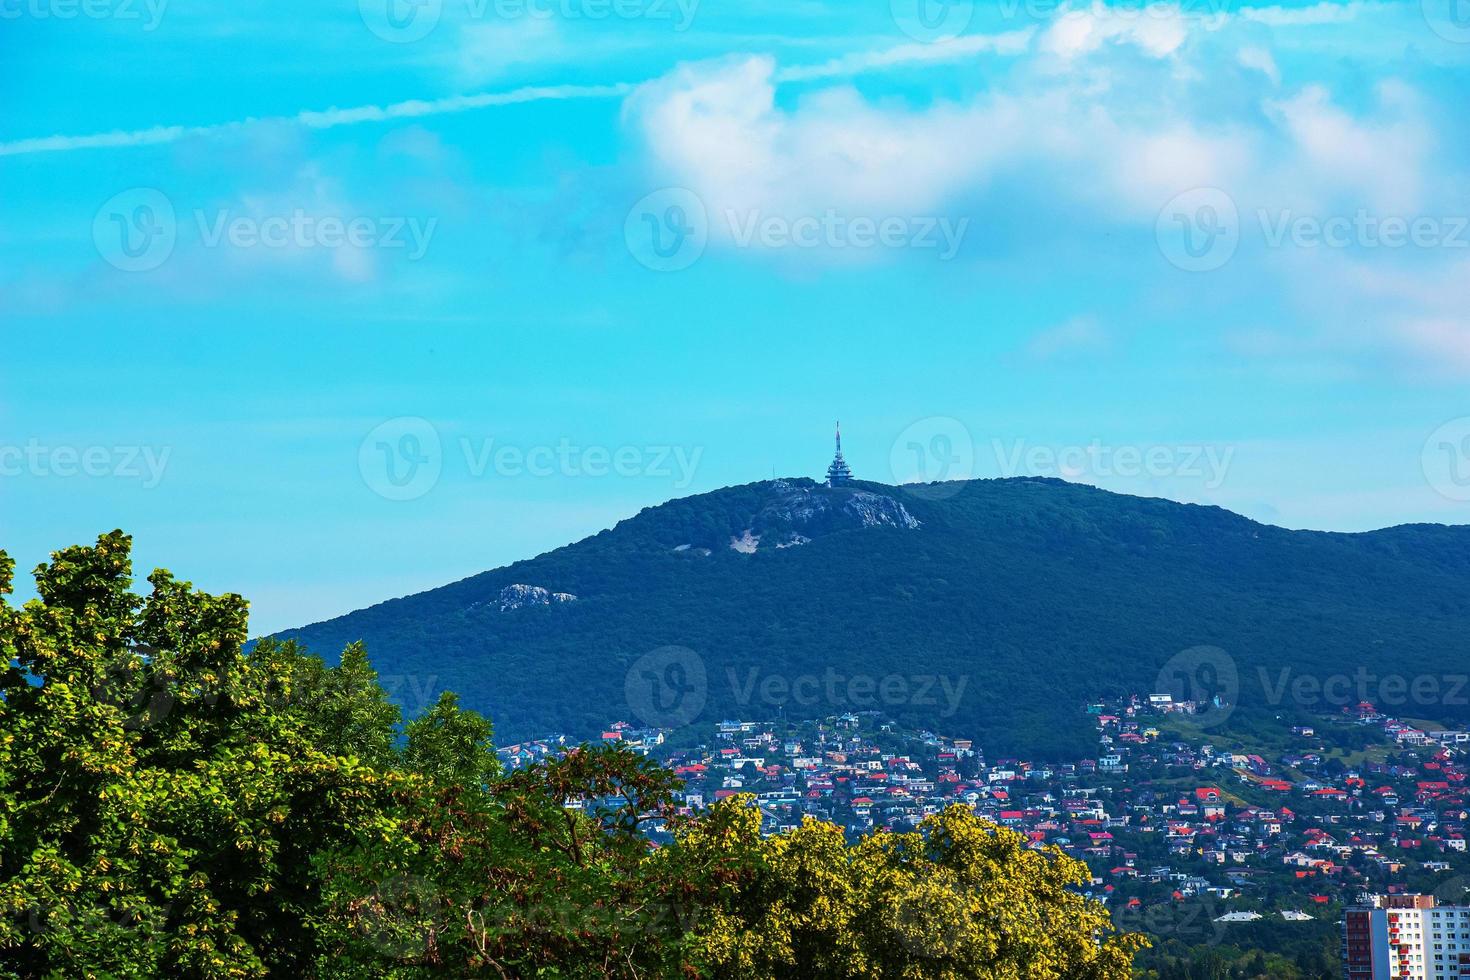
left=273, top=478, right=1470, bottom=758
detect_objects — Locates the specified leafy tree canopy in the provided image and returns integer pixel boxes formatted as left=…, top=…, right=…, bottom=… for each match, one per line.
left=0, top=532, right=1143, bottom=978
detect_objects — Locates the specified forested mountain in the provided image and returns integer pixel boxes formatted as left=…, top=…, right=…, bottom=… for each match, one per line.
left=274, top=478, right=1470, bottom=758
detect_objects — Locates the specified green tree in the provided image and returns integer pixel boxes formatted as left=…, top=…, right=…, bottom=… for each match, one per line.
left=0, top=532, right=400, bottom=978
left=679, top=798, right=1147, bottom=979
left=255, top=638, right=403, bottom=768
left=402, top=691, right=498, bottom=788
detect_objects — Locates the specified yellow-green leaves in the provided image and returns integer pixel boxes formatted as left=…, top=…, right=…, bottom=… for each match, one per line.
left=680, top=800, right=1147, bottom=980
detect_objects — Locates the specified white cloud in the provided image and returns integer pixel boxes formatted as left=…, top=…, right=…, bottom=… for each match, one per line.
left=1237, top=46, right=1280, bottom=86
left=618, top=6, right=1465, bottom=375
left=1040, top=3, right=1192, bottom=60
left=1400, top=317, right=1470, bottom=372
left=458, top=18, right=567, bottom=83
left=626, top=56, right=1009, bottom=223
left=625, top=51, right=1255, bottom=237
left=1234, top=247, right=1470, bottom=378
left=617, top=12, right=1446, bottom=237
left=1266, top=82, right=1432, bottom=214
left=1345, top=256, right=1470, bottom=372
left=1239, top=1, right=1375, bottom=27
left=188, top=164, right=388, bottom=284
left=1026, top=315, right=1111, bottom=360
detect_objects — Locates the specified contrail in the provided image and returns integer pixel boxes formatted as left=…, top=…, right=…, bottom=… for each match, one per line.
left=0, top=81, right=637, bottom=157
left=773, top=30, right=1033, bottom=82
left=0, top=31, right=1036, bottom=158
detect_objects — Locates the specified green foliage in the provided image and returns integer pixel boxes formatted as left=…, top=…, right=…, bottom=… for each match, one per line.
left=0, top=532, right=408, bottom=979
left=1135, top=919, right=1340, bottom=979
left=247, top=637, right=403, bottom=769
left=679, top=800, right=1147, bottom=979
left=316, top=641, right=404, bottom=768
left=0, top=531, right=1145, bottom=978
left=401, top=691, right=497, bottom=789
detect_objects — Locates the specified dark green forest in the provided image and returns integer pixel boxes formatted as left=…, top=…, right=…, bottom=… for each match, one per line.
left=277, top=477, right=1470, bottom=758
left=1133, top=917, right=1341, bottom=979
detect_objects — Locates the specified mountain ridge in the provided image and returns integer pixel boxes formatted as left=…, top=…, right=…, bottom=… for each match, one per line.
left=273, top=477, right=1470, bottom=757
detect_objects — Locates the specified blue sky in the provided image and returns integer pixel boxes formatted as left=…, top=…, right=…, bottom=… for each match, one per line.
left=3, top=0, right=1470, bottom=634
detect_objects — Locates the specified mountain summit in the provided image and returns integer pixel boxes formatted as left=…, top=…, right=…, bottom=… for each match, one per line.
left=275, top=478, right=1470, bottom=757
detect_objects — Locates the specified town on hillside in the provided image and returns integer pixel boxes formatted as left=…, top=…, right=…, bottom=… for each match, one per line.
left=499, top=694, right=1470, bottom=944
